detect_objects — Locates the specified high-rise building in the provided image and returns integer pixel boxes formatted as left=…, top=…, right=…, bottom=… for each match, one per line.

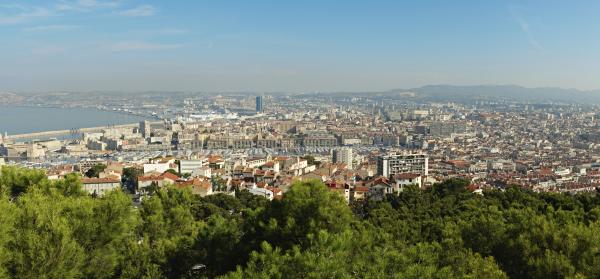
left=377, top=150, right=428, bottom=177
left=333, top=147, right=353, bottom=169
left=256, top=96, right=263, bottom=113
left=139, top=120, right=149, bottom=138
left=414, top=122, right=467, bottom=137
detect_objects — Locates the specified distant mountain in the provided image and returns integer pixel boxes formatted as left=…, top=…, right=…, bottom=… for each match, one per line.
left=384, top=85, right=600, bottom=103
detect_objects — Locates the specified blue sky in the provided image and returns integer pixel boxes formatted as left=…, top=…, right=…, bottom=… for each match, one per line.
left=1, top=0, right=600, bottom=92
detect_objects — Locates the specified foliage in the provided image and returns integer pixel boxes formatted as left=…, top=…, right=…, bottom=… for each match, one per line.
left=0, top=166, right=46, bottom=197
left=301, top=155, right=320, bottom=167
left=85, top=164, right=107, bottom=178
left=0, top=168, right=599, bottom=278
left=122, top=167, right=143, bottom=193
left=164, top=168, right=181, bottom=177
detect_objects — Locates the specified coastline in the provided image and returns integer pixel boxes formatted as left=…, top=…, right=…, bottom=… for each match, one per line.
left=0, top=105, right=158, bottom=137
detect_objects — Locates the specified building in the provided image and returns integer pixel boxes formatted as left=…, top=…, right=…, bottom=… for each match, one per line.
left=249, top=187, right=274, bottom=201
left=416, top=122, right=467, bottom=137
left=143, top=162, right=171, bottom=174
left=179, top=159, right=207, bottom=174
left=333, top=147, right=353, bottom=169
left=192, top=166, right=212, bottom=178
left=175, top=178, right=213, bottom=197
left=394, top=173, right=423, bottom=191
left=137, top=172, right=180, bottom=193
left=81, top=177, right=121, bottom=197
left=302, top=132, right=337, bottom=147
left=139, top=120, right=149, bottom=138
left=377, top=151, right=428, bottom=177
left=26, top=143, right=45, bottom=159
left=256, top=96, right=263, bottom=113
left=407, top=109, right=429, bottom=120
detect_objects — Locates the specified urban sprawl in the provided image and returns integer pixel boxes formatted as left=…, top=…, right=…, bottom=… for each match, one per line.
left=2, top=91, right=599, bottom=201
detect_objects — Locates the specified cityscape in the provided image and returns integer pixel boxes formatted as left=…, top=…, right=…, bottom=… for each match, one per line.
left=2, top=89, right=600, bottom=198
left=2, top=1, right=600, bottom=278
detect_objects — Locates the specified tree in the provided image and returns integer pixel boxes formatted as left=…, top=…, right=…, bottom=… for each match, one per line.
left=10, top=189, right=85, bottom=278
left=122, top=167, right=143, bottom=193
left=0, top=166, right=47, bottom=197
left=1, top=166, right=600, bottom=278
left=85, top=164, right=107, bottom=178
left=195, top=215, right=244, bottom=278
left=0, top=198, right=16, bottom=278
left=81, top=190, right=139, bottom=278
left=138, top=186, right=199, bottom=278
left=52, top=172, right=85, bottom=197
left=236, top=189, right=269, bottom=210
left=263, top=179, right=354, bottom=249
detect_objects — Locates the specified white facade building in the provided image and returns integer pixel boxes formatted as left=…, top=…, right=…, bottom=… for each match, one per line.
left=143, top=162, right=171, bottom=174
left=377, top=150, right=429, bottom=177
left=179, top=159, right=207, bottom=174
left=81, top=178, right=121, bottom=197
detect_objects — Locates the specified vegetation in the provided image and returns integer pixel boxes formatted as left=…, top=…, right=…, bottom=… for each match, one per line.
left=1, top=166, right=600, bottom=278
left=165, top=168, right=191, bottom=179
left=122, top=167, right=143, bottom=193
left=301, top=155, right=321, bottom=167
left=85, top=164, right=107, bottom=178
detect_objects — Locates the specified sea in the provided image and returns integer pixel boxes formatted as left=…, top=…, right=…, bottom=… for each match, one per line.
left=0, top=106, right=149, bottom=136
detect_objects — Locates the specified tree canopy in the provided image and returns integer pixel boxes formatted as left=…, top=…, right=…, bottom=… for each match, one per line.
left=0, top=166, right=599, bottom=278
left=85, top=164, right=107, bottom=178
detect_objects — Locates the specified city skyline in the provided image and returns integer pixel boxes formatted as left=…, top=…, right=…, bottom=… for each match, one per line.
left=3, top=2, right=600, bottom=278
left=2, top=0, right=600, bottom=92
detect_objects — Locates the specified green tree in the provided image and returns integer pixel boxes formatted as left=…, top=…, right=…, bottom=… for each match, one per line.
left=138, top=186, right=199, bottom=278
left=0, top=198, right=16, bottom=279
left=85, top=164, right=107, bottom=178
left=51, top=173, right=86, bottom=197
left=0, top=166, right=46, bottom=197
left=122, top=167, right=143, bottom=193
left=263, top=179, right=353, bottom=249
left=2, top=166, right=600, bottom=279
left=11, top=189, right=85, bottom=279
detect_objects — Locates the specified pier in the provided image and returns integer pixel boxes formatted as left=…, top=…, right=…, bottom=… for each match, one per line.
left=5, top=121, right=160, bottom=141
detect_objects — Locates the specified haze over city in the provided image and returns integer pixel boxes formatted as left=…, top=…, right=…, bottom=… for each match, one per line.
left=2, top=0, right=600, bottom=92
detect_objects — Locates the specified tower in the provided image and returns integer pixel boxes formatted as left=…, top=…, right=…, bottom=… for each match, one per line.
left=256, top=96, right=263, bottom=113
left=139, top=120, right=149, bottom=138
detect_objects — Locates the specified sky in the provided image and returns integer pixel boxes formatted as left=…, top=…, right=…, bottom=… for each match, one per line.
left=1, top=0, right=600, bottom=92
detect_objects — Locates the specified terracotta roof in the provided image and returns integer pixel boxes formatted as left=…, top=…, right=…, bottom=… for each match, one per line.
left=138, top=171, right=180, bottom=182
left=266, top=186, right=282, bottom=195
left=208, top=156, right=224, bottom=163
left=354, top=186, right=369, bottom=192
left=367, top=176, right=391, bottom=187
left=162, top=172, right=181, bottom=181
left=175, top=178, right=212, bottom=191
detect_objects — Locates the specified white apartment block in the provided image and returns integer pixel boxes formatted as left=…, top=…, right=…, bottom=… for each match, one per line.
left=377, top=150, right=429, bottom=177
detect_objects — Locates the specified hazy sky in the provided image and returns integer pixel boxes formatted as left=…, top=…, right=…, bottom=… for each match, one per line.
left=1, top=0, right=600, bottom=92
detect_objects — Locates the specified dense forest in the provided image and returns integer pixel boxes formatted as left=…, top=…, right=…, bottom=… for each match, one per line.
left=1, top=165, right=600, bottom=278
